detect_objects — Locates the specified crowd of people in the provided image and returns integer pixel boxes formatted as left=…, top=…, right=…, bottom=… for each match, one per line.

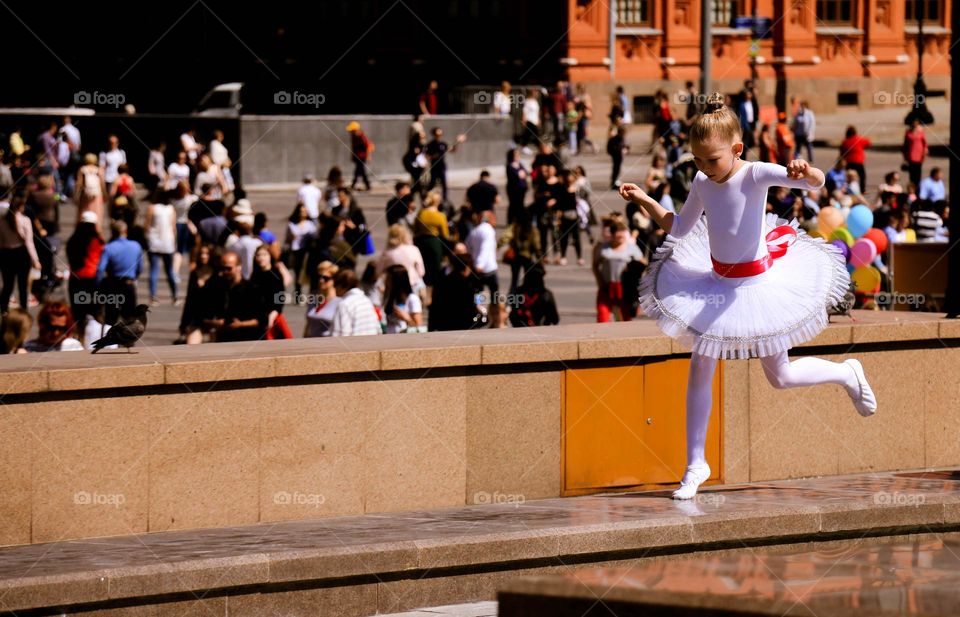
left=0, top=79, right=951, bottom=352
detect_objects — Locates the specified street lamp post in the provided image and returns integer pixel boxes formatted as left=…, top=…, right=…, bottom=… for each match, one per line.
left=906, top=0, right=935, bottom=125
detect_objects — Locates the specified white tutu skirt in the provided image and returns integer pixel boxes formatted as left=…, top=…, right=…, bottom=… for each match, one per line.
left=638, top=213, right=850, bottom=359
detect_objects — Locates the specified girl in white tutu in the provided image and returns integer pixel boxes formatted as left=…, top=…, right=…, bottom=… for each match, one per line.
left=619, top=93, right=877, bottom=500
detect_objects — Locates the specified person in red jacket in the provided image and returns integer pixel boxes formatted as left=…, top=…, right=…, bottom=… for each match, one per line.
left=902, top=119, right=928, bottom=188
left=347, top=121, right=374, bottom=192
left=840, top=125, right=872, bottom=189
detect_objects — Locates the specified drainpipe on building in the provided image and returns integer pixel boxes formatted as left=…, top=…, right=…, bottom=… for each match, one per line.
left=609, top=2, right=616, bottom=80
left=945, top=1, right=959, bottom=317
left=700, top=0, right=712, bottom=96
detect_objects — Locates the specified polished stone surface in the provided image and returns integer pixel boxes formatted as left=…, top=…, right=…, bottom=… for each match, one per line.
left=499, top=533, right=960, bottom=616
left=2, top=468, right=960, bottom=612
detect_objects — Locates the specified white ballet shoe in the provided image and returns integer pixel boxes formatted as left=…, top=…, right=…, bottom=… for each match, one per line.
left=844, top=359, right=877, bottom=417
left=672, top=463, right=711, bottom=500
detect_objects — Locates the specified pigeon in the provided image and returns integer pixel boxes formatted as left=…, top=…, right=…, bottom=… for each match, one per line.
left=91, top=304, right=150, bottom=353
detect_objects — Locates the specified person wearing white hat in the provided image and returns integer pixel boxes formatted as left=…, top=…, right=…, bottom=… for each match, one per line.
left=297, top=173, right=322, bottom=220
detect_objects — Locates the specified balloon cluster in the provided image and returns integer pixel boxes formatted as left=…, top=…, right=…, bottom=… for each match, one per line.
left=811, top=205, right=886, bottom=294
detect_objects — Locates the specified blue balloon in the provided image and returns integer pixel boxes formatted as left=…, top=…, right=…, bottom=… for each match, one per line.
left=847, top=263, right=856, bottom=274
left=847, top=205, right=874, bottom=238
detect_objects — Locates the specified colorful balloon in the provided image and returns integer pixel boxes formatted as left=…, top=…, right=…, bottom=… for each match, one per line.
left=830, top=239, right=851, bottom=262
left=863, top=228, right=888, bottom=254
left=830, top=227, right=855, bottom=247
left=847, top=205, right=874, bottom=238
left=850, top=237, right=878, bottom=268
left=818, top=206, right=844, bottom=237
left=851, top=266, right=881, bottom=294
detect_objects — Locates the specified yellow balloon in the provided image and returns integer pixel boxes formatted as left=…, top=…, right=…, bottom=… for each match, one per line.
left=830, top=227, right=855, bottom=247
left=851, top=266, right=881, bottom=294
left=807, top=230, right=824, bottom=239
left=818, top=206, right=845, bottom=237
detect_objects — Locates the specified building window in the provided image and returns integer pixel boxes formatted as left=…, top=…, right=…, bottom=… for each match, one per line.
left=712, top=0, right=744, bottom=26
left=905, top=0, right=942, bottom=24
left=617, top=0, right=650, bottom=25
left=816, top=0, right=855, bottom=24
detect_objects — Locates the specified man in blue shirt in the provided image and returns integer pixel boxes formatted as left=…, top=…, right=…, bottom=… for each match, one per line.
left=97, top=220, right=142, bottom=324
left=919, top=167, right=946, bottom=204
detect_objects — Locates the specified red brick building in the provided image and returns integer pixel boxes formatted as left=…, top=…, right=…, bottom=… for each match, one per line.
left=566, top=0, right=951, bottom=122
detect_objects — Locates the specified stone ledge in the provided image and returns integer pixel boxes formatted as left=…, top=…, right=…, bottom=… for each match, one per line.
left=1, top=467, right=958, bottom=613
left=0, top=311, right=951, bottom=396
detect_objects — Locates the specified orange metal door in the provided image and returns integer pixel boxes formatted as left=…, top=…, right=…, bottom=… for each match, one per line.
left=563, top=365, right=645, bottom=491
left=562, top=359, right=723, bottom=495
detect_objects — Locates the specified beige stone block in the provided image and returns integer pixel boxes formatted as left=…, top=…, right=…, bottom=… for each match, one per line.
left=481, top=340, right=579, bottom=365
left=797, top=322, right=853, bottom=347
left=415, top=529, right=559, bottom=569
left=721, top=359, right=750, bottom=484
left=578, top=335, right=672, bottom=360
left=556, top=518, right=694, bottom=555
left=260, top=383, right=365, bottom=522
left=466, top=371, right=561, bottom=503
left=362, top=376, right=467, bottom=513
left=690, top=506, right=820, bottom=544
left=938, top=319, right=960, bottom=340
left=274, top=350, right=380, bottom=377
left=48, top=364, right=164, bottom=392
left=0, top=407, right=31, bottom=546
left=381, top=344, right=481, bottom=371
left=0, top=370, right=48, bottom=395
left=924, top=348, right=960, bottom=467
left=31, top=398, right=149, bottom=544
left=106, top=554, right=269, bottom=599
left=747, top=358, right=841, bottom=481
left=834, top=350, right=925, bottom=474
left=0, top=573, right=109, bottom=613
left=818, top=499, right=945, bottom=533
left=851, top=320, right=940, bottom=345
left=268, top=543, right=418, bottom=583
left=164, top=356, right=275, bottom=385
left=228, top=584, right=377, bottom=617
left=149, top=391, right=259, bottom=532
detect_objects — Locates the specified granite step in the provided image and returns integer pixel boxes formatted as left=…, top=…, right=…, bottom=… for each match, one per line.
left=2, top=468, right=959, bottom=615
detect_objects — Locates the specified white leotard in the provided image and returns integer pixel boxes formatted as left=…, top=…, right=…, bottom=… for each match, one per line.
left=671, top=161, right=825, bottom=264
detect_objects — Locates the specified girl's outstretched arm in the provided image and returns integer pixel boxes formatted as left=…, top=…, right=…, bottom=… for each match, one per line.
left=619, top=182, right=704, bottom=238
left=785, top=158, right=825, bottom=188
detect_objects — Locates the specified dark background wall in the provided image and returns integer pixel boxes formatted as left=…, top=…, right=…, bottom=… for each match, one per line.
left=0, top=0, right=568, bottom=114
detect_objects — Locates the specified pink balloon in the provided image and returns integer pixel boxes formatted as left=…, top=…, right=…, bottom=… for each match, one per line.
left=850, top=238, right=878, bottom=268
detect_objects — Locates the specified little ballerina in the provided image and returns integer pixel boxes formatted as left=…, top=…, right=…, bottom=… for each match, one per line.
left=620, top=93, right=877, bottom=500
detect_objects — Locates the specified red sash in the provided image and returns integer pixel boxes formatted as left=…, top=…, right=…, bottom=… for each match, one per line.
left=711, top=225, right=798, bottom=278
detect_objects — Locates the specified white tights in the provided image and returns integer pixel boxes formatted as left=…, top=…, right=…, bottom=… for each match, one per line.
left=684, top=351, right=856, bottom=467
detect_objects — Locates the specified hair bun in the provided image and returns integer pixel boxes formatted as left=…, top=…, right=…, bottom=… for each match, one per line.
left=705, top=92, right=726, bottom=113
